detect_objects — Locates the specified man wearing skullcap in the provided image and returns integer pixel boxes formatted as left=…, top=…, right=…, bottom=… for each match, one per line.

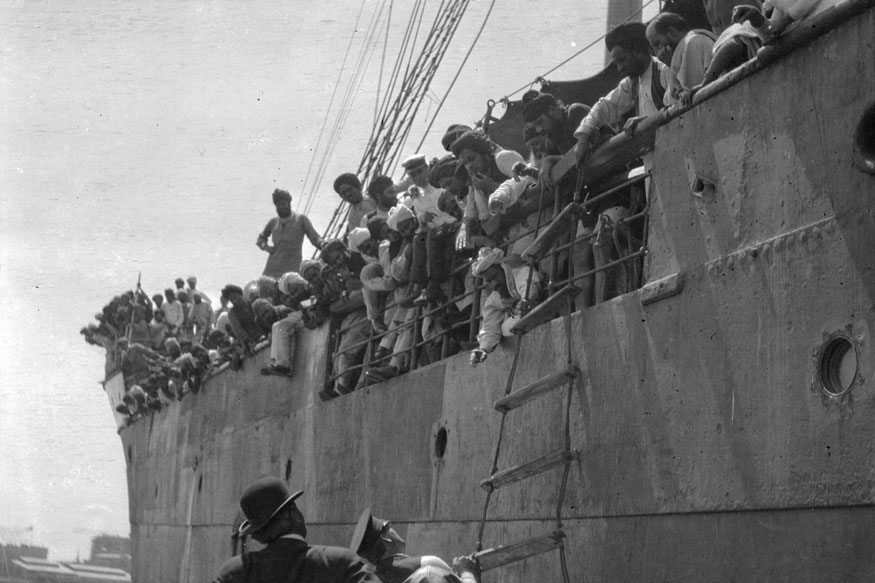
left=468, top=247, right=540, bottom=366
left=257, top=189, right=324, bottom=278
left=212, top=477, right=379, bottom=583
left=574, top=22, right=679, bottom=168
left=348, top=227, right=377, bottom=262
left=350, top=509, right=451, bottom=583
left=334, top=173, right=377, bottom=234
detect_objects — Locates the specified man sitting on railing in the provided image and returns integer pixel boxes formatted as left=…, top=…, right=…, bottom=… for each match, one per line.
left=396, top=154, right=460, bottom=307
left=222, top=284, right=263, bottom=356
left=320, top=239, right=369, bottom=398
left=468, top=247, right=540, bottom=367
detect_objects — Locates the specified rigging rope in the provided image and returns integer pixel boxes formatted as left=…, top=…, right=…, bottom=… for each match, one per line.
left=296, top=0, right=370, bottom=213
left=501, top=0, right=658, bottom=101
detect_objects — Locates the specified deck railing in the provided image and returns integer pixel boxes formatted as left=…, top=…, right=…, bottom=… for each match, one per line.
left=326, top=164, right=651, bottom=391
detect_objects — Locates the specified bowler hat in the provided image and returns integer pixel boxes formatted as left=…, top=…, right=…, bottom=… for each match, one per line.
left=238, top=477, right=303, bottom=536
left=350, top=508, right=388, bottom=554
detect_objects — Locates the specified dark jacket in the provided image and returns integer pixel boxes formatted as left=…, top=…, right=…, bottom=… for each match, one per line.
left=213, top=536, right=380, bottom=583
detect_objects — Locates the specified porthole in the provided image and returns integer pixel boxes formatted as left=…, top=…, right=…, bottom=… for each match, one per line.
left=853, top=102, right=875, bottom=174
left=816, top=334, right=859, bottom=396
left=434, top=427, right=448, bottom=459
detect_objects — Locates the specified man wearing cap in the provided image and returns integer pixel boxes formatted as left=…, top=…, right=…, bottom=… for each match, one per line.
left=334, top=173, right=377, bottom=235
left=212, top=477, right=379, bottom=583
left=257, top=189, right=324, bottom=278
left=350, top=509, right=450, bottom=583
left=398, top=155, right=455, bottom=232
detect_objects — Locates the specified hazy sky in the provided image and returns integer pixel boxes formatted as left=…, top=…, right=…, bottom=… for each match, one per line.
left=0, top=0, right=639, bottom=562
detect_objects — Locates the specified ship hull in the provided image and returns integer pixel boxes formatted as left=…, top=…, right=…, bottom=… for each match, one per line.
left=119, top=5, right=875, bottom=582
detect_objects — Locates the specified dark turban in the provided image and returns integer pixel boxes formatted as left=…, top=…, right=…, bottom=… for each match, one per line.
left=441, top=124, right=472, bottom=151
left=366, top=216, right=387, bottom=241
left=429, top=155, right=460, bottom=188
left=319, top=239, right=347, bottom=263
left=272, top=189, right=292, bottom=204
left=605, top=21, right=650, bottom=55
left=450, top=130, right=494, bottom=158
left=333, top=173, right=362, bottom=194
left=221, top=284, right=244, bottom=299
left=367, top=175, right=394, bottom=199
left=522, top=91, right=559, bottom=122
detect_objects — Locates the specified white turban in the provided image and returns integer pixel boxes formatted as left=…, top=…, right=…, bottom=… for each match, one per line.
left=471, top=247, right=505, bottom=277
left=278, top=272, right=308, bottom=296
left=348, top=227, right=371, bottom=252
left=387, top=204, right=415, bottom=232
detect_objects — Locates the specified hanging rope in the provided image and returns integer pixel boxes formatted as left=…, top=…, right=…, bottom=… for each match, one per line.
left=501, top=0, right=658, bottom=101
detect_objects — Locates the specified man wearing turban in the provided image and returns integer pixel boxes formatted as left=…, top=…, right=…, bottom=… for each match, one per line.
left=256, top=189, right=324, bottom=278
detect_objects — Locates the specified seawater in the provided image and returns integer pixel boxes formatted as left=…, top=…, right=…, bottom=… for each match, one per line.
left=0, top=0, right=636, bottom=561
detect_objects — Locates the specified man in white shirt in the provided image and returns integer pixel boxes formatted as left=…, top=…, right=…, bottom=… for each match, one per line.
left=575, top=21, right=680, bottom=167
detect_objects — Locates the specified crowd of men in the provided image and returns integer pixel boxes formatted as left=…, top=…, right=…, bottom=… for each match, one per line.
left=84, top=0, right=834, bottom=417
